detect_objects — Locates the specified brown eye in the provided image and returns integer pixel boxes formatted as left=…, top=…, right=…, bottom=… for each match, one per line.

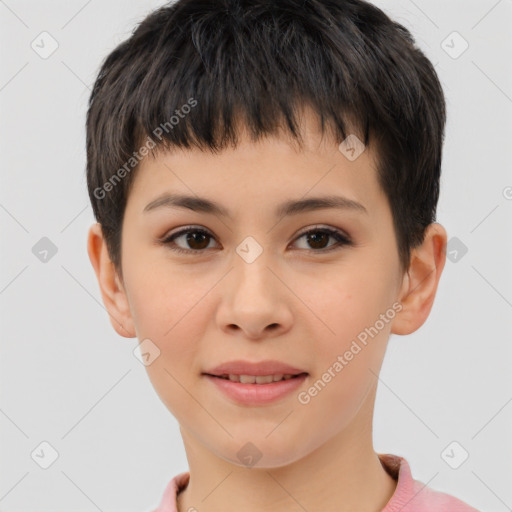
left=162, top=227, right=217, bottom=254
left=305, top=231, right=330, bottom=249
left=161, top=225, right=352, bottom=255
left=292, top=227, right=352, bottom=252
left=183, top=230, right=211, bottom=250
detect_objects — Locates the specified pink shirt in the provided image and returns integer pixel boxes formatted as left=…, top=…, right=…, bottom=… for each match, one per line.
left=153, top=453, right=479, bottom=512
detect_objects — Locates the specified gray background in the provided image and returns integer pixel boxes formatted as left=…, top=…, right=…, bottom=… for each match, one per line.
left=1, top=0, right=511, bottom=511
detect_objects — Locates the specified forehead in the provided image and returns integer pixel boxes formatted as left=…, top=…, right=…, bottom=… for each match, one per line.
left=125, top=109, right=385, bottom=219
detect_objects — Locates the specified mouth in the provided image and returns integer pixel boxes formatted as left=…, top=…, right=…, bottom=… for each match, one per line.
left=204, top=373, right=308, bottom=384
left=203, top=370, right=309, bottom=406
left=202, top=360, right=309, bottom=383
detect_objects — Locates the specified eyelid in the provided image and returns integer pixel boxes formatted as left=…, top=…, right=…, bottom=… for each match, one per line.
left=293, top=224, right=350, bottom=241
left=161, top=224, right=352, bottom=254
left=289, top=225, right=352, bottom=252
left=161, top=225, right=214, bottom=239
left=160, top=225, right=217, bottom=247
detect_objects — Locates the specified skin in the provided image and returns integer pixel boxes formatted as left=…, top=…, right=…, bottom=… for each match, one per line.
left=88, top=110, right=447, bottom=512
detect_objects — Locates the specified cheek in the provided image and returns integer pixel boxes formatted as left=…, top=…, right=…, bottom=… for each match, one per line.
left=131, top=269, right=208, bottom=417
left=294, top=263, right=396, bottom=410
left=125, top=252, right=203, bottom=336
left=294, top=275, right=392, bottom=436
left=123, top=258, right=212, bottom=396
left=297, top=265, right=395, bottom=349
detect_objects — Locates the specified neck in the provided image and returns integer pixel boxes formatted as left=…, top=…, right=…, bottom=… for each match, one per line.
left=176, top=386, right=397, bottom=512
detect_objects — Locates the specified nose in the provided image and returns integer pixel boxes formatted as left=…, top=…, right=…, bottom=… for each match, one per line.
left=215, top=255, right=294, bottom=341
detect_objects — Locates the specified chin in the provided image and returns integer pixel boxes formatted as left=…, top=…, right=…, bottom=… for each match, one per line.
left=214, top=436, right=310, bottom=470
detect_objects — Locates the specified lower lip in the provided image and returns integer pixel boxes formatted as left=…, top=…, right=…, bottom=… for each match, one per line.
left=204, top=374, right=308, bottom=405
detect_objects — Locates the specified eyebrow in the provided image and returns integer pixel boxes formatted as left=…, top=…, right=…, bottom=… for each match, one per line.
left=143, top=193, right=368, bottom=218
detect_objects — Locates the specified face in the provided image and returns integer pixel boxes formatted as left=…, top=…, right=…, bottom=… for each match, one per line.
left=105, top=115, right=411, bottom=468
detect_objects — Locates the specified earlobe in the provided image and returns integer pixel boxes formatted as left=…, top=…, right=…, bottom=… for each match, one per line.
left=87, top=223, right=136, bottom=338
left=391, top=223, right=447, bottom=336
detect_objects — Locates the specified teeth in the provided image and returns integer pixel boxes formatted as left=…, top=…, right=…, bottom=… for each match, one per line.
left=221, top=374, right=297, bottom=384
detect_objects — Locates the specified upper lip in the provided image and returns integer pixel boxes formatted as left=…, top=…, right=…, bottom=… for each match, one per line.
left=203, top=360, right=308, bottom=377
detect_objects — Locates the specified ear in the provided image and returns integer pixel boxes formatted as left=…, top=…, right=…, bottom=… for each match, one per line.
left=391, top=222, right=448, bottom=335
left=87, top=223, right=136, bottom=338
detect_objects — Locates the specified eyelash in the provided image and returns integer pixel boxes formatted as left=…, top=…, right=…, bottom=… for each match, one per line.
left=160, top=225, right=353, bottom=255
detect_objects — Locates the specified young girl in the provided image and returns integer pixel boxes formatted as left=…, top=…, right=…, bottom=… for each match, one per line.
left=86, top=0, right=480, bottom=510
